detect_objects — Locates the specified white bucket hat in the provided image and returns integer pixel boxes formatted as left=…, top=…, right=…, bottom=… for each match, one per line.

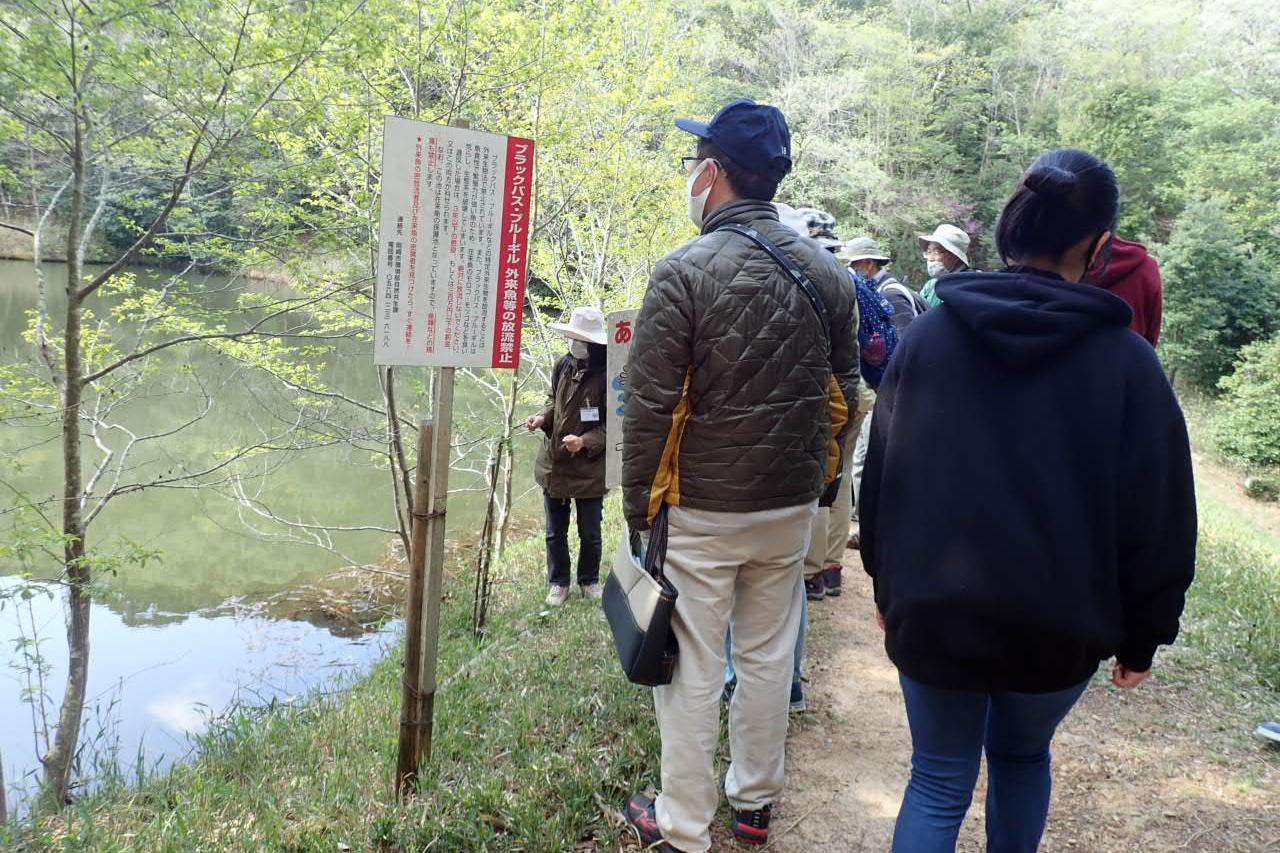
left=547, top=306, right=607, bottom=345
left=838, top=236, right=891, bottom=264
left=773, top=202, right=810, bottom=237
left=917, top=224, right=971, bottom=267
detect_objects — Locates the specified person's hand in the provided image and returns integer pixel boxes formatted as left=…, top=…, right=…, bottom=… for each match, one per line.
left=1111, top=662, right=1151, bottom=689
left=526, top=414, right=545, bottom=432
left=876, top=609, right=886, bottom=632
left=562, top=434, right=585, bottom=454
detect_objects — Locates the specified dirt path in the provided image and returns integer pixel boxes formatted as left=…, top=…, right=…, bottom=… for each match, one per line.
left=763, top=550, right=1280, bottom=852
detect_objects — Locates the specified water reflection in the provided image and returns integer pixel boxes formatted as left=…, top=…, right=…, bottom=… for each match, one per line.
left=0, top=576, right=398, bottom=812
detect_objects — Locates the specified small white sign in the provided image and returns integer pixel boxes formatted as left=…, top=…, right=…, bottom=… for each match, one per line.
left=375, top=116, right=535, bottom=368
left=605, top=309, right=639, bottom=489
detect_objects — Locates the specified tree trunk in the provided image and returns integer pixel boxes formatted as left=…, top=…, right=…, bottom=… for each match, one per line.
left=495, top=366, right=520, bottom=555
left=41, top=66, right=90, bottom=809
left=471, top=442, right=502, bottom=637
left=0, top=745, right=7, bottom=824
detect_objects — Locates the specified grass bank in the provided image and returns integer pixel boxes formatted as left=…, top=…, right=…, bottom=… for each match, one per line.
left=1178, top=397, right=1280, bottom=693
left=5, top=499, right=662, bottom=852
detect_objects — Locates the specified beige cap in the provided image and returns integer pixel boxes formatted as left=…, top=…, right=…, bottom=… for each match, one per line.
left=917, top=224, right=971, bottom=267
left=838, top=236, right=891, bottom=264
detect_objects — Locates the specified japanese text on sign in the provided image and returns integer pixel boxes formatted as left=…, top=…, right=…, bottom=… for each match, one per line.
left=605, top=309, right=639, bottom=489
left=376, top=117, right=536, bottom=368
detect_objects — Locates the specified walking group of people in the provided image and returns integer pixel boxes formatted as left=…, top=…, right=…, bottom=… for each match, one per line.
left=528, top=97, right=1195, bottom=853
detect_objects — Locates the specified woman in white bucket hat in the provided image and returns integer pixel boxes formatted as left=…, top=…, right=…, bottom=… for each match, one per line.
left=527, top=306, right=609, bottom=606
left=918, top=224, right=972, bottom=307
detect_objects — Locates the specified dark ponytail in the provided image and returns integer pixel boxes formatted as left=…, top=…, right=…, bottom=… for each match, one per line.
left=995, top=148, right=1120, bottom=265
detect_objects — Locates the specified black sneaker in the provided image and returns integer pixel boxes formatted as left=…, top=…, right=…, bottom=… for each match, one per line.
left=624, top=793, right=686, bottom=852
left=789, top=681, right=807, bottom=713
left=804, top=573, right=826, bottom=601
left=730, top=804, right=772, bottom=846
left=822, top=564, right=843, bottom=597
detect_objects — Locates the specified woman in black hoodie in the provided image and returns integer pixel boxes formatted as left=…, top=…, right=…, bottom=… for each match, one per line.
left=860, top=149, right=1196, bottom=853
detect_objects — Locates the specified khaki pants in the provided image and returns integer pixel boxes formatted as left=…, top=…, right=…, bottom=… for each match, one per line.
left=849, top=385, right=876, bottom=525
left=804, top=505, right=828, bottom=579
left=825, top=424, right=860, bottom=566
left=654, top=502, right=817, bottom=853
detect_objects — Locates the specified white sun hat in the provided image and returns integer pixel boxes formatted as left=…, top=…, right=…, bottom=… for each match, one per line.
left=917, top=223, right=971, bottom=267
left=547, top=306, right=607, bottom=345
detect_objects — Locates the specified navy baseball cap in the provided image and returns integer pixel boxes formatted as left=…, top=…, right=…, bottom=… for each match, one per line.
left=676, top=98, right=793, bottom=180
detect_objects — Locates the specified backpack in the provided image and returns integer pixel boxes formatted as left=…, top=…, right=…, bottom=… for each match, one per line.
left=879, top=278, right=930, bottom=319
left=850, top=269, right=899, bottom=388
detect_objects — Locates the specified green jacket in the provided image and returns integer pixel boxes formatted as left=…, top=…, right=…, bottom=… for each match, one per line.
left=622, top=199, right=861, bottom=530
left=534, top=353, right=607, bottom=499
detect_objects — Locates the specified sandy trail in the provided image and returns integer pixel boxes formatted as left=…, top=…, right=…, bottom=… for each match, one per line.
left=765, top=546, right=1279, bottom=853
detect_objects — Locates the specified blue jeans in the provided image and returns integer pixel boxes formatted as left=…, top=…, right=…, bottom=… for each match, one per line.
left=893, top=673, right=1089, bottom=853
left=725, top=582, right=806, bottom=688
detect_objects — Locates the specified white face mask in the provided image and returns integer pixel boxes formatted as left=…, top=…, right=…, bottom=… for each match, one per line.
left=569, top=340, right=590, bottom=360
left=926, top=260, right=948, bottom=278
left=687, top=158, right=717, bottom=229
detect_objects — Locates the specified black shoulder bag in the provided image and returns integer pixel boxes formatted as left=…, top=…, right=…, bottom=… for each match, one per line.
left=602, top=504, right=678, bottom=686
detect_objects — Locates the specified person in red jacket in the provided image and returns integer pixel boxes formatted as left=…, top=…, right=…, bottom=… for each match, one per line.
left=1095, top=237, right=1163, bottom=346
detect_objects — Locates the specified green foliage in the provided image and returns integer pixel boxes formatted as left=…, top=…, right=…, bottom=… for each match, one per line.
left=1212, top=335, right=1280, bottom=467
left=1158, top=198, right=1280, bottom=389
left=1179, top=87, right=1280, bottom=270
left=1073, top=84, right=1186, bottom=242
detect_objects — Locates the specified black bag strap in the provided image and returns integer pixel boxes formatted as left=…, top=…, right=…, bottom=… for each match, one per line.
left=716, top=222, right=831, bottom=344
left=628, top=503, right=670, bottom=580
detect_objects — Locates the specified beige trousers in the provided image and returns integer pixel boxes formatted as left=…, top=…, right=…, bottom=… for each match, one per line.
left=804, top=504, right=829, bottom=579
left=825, top=423, right=860, bottom=566
left=654, top=501, right=817, bottom=853
left=803, top=393, right=870, bottom=577
left=849, top=385, right=877, bottom=526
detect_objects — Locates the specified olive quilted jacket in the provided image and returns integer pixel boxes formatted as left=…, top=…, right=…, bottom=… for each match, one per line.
left=622, top=199, right=861, bottom=530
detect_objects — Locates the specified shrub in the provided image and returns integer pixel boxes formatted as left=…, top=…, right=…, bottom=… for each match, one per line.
left=1212, top=334, right=1280, bottom=467
left=1158, top=198, right=1280, bottom=389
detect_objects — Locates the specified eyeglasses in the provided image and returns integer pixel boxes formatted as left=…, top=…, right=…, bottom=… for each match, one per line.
left=681, top=156, right=704, bottom=175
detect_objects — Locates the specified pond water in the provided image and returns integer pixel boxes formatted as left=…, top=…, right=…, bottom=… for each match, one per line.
left=0, top=259, right=537, bottom=811
left=0, top=575, right=397, bottom=808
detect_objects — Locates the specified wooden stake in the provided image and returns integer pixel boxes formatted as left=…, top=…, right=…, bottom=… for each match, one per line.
left=415, top=366, right=455, bottom=764
left=395, top=420, right=434, bottom=797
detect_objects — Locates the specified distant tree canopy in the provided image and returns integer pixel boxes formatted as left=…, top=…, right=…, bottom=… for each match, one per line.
left=2, top=0, right=1279, bottom=386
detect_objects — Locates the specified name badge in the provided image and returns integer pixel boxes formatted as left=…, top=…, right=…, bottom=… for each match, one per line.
left=580, top=406, right=600, bottom=423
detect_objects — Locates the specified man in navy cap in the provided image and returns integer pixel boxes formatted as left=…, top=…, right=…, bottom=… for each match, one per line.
left=621, top=99, right=860, bottom=852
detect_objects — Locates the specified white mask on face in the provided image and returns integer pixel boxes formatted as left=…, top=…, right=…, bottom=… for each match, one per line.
left=569, top=340, right=590, bottom=360
left=687, top=158, right=717, bottom=229
left=926, top=260, right=948, bottom=278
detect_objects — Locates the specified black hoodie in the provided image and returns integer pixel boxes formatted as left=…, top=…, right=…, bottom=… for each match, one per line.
left=860, top=269, right=1197, bottom=693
